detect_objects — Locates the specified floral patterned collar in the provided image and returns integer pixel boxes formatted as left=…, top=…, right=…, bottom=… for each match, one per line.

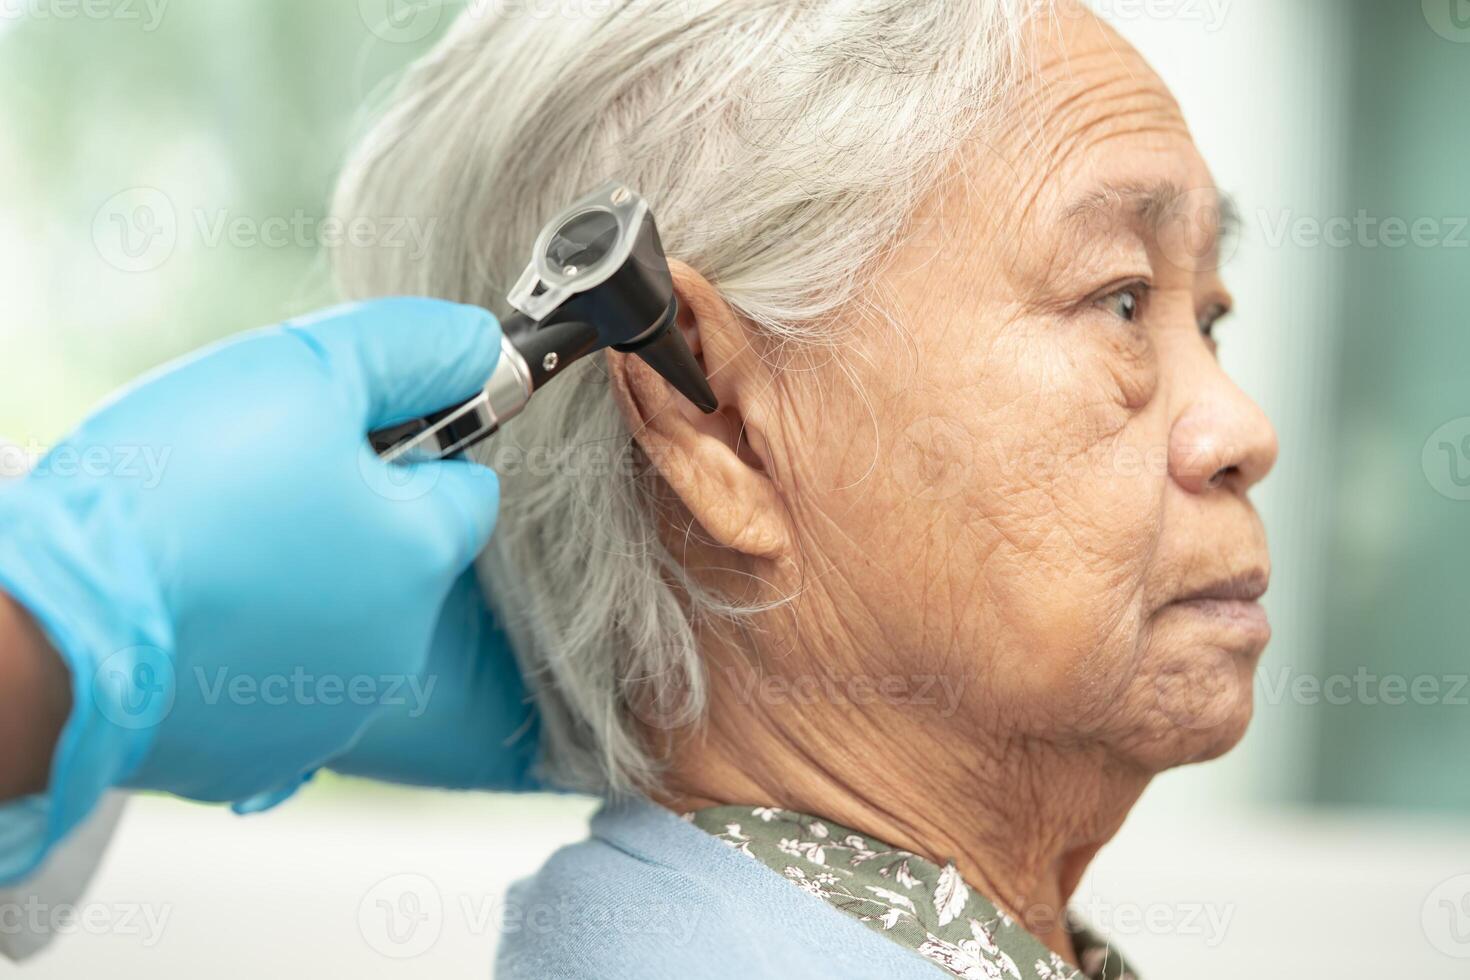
left=685, top=806, right=1137, bottom=980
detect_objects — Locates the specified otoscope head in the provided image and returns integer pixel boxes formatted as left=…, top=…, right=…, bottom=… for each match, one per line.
left=505, top=182, right=718, bottom=413
left=369, top=182, right=716, bottom=465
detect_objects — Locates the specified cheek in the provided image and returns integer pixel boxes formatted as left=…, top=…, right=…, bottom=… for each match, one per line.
left=946, top=324, right=1168, bottom=703
left=770, top=318, right=1168, bottom=718
left=1091, top=316, right=1159, bottom=411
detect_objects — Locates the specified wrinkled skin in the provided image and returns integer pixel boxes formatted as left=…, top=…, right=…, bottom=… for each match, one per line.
left=607, top=3, right=1277, bottom=964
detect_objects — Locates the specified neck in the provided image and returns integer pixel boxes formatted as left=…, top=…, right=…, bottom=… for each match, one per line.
left=651, top=637, right=1151, bottom=965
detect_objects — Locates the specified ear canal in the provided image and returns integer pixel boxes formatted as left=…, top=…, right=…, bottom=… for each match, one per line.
left=614, top=300, right=719, bottom=413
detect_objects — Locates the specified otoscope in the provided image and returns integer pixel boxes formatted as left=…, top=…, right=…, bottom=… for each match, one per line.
left=370, top=181, right=718, bottom=463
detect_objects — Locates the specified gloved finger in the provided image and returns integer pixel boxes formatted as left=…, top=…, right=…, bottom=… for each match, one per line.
left=399, top=457, right=503, bottom=570
left=286, top=297, right=502, bottom=429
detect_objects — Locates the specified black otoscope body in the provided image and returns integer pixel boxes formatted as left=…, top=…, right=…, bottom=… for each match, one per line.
left=370, top=182, right=717, bottom=463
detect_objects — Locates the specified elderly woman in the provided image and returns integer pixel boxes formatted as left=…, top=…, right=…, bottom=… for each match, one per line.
left=334, top=0, right=1276, bottom=976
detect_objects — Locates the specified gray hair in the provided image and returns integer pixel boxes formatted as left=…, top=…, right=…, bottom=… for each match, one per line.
left=333, top=0, right=1035, bottom=793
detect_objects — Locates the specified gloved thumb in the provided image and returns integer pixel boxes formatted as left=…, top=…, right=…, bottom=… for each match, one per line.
left=400, top=457, right=503, bottom=569
left=286, top=297, right=502, bottom=429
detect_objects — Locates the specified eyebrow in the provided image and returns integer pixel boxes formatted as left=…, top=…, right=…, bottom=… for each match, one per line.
left=1062, top=180, right=1240, bottom=250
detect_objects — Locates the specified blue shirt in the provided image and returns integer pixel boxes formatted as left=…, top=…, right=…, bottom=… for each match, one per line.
left=498, top=796, right=960, bottom=979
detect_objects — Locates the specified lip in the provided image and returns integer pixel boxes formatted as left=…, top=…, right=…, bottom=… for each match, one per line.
left=1165, top=598, right=1272, bottom=651
left=1163, top=568, right=1272, bottom=646
left=1174, top=568, right=1269, bottom=604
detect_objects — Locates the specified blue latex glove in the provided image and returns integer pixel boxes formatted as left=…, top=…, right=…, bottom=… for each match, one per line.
left=326, top=570, right=539, bottom=792
left=0, top=298, right=538, bottom=883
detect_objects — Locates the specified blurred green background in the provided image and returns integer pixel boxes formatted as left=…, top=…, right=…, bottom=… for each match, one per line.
left=1314, top=0, right=1470, bottom=812
left=1, top=0, right=1467, bottom=815
left=0, top=1, right=441, bottom=442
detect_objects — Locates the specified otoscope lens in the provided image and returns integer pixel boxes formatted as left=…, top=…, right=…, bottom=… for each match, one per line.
left=546, top=208, right=620, bottom=275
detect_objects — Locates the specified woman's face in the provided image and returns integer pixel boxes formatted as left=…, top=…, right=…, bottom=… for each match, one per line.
left=759, top=8, right=1277, bottom=773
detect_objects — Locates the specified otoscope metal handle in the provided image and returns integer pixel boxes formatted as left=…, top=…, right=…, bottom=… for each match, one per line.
left=370, top=334, right=534, bottom=463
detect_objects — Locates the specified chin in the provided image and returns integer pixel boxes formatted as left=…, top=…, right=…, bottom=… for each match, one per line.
left=1114, top=644, right=1261, bottom=773
left=1177, top=693, right=1256, bottom=765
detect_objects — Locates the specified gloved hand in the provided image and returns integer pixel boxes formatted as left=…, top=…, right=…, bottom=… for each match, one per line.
left=0, top=298, right=538, bottom=883
left=326, top=569, right=539, bottom=792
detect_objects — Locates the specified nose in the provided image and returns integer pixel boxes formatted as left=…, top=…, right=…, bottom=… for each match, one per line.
left=1169, top=372, right=1279, bottom=495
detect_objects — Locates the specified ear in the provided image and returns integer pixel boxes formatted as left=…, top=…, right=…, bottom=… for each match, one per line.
left=605, top=259, right=794, bottom=562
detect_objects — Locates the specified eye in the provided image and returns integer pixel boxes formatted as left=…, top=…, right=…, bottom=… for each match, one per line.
left=1198, top=302, right=1230, bottom=342
left=1094, top=281, right=1150, bottom=324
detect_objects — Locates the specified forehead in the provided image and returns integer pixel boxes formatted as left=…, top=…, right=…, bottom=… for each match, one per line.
left=875, top=6, right=1228, bottom=323
left=965, top=7, right=1214, bottom=241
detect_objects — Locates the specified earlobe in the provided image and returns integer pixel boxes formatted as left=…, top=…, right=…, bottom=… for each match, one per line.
left=605, top=260, right=794, bottom=563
